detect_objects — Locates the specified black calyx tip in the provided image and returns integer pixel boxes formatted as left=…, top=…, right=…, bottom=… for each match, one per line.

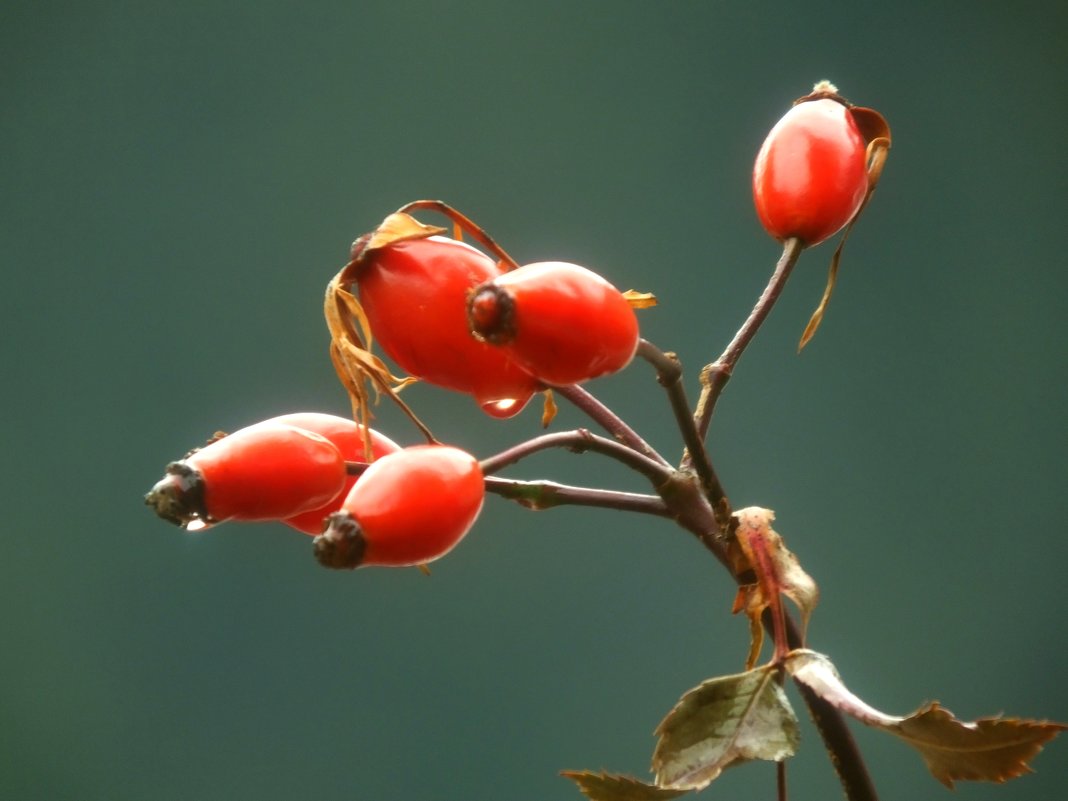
left=466, top=282, right=516, bottom=345
left=144, top=461, right=208, bottom=528
left=313, top=511, right=367, bottom=569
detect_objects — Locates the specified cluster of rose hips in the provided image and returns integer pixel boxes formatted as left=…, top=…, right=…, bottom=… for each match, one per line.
left=145, top=81, right=888, bottom=574
left=144, top=227, right=644, bottom=568
left=144, top=412, right=484, bottom=568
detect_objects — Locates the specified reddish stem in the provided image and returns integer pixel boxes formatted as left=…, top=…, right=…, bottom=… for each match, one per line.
left=688, top=238, right=804, bottom=452
left=553, top=383, right=671, bottom=467
left=484, top=477, right=668, bottom=516
left=478, top=428, right=673, bottom=486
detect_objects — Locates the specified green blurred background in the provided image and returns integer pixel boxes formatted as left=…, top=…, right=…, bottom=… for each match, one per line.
left=3, top=2, right=1066, bottom=799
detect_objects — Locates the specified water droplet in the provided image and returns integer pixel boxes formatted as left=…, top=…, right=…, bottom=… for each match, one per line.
left=480, top=397, right=524, bottom=418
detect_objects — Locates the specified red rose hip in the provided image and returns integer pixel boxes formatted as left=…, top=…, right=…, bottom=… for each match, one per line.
left=752, top=91, right=868, bottom=246
left=145, top=421, right=348, bottom=531
left=267, top=413, right=402, bottom=535
left=353, top=235, right=540, bottom=417
left=314, top=444, right=484, bottom=569
left=467, top=261, right=639, bottom=386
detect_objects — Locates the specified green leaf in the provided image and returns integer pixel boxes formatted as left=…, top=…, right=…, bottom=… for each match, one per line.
left=651, top=665, right=799, bottom=790
left=561, top=771, right=688, bottom=801
left=787, top=649, right=1067, bottom=787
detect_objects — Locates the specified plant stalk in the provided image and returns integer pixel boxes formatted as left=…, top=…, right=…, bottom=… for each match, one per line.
left=484, top=477, right=669, bottom=516
left=661, top=471, right=877, bottom=801
left=636, top=339, right=730, bottom=525
left=554, top=383, right=672, bottom=467
left=688, top=237, right=804, bottom=456
left=479, top=428, right=673, bottom=486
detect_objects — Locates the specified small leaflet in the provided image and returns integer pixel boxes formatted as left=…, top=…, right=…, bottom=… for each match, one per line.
left=560, top=771, right=688, bottom=801
left=787, top=649, right=1066, bottom=787
left=651, top=665, right=799, bottom=791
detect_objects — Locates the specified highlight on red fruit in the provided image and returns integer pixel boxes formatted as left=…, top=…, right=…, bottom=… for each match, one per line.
left=266, top=413, right=402, bottom=535
left=467, top=261, right=640, bottom=386
left=144, top=421, right=347, bottom=531
left=351, top=233, right=540, bottom=417
left=313, top=444, right=484, bottom=569
left=752, top=84, right=869, bottom=246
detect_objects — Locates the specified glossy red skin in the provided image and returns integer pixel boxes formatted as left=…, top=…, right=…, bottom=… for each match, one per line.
left=478, top=261, right=639, bottom=386
left=752, top=98, right=868, bottom=246
left=356, top=236, right=539, bottom=417
left=341, top=444, right=484, bottom=567
left=268, top=413, right=402, bottom=535
left=187, top=422, right=347, bottom=523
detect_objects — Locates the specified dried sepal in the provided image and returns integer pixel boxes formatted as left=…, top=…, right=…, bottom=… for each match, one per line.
left=798, top=102, right=892, bottom=351
left=540, top=389, right=558, bottom=428
left=623, top=289, right=658, bottom=309
left=730, top=507, right=818, bottom=668
left=347, top=212, right=445, bottom=276
left=393, top=199, right=520, bottom=270
left=797, top=242, right=843, bottom=351
left=325, top=259, right=433, bottom=457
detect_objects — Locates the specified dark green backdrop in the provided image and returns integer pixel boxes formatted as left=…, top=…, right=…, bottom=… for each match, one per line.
left=3, top=2, right=1065, bottom=799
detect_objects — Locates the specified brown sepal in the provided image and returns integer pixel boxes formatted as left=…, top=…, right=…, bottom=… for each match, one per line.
left=798, top=102, right=892, bottom=351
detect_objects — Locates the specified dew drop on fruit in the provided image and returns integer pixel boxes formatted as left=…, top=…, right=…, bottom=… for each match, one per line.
left=184, top=518, right=213, bottom=533
left=481, top=398, right=523, bottom=418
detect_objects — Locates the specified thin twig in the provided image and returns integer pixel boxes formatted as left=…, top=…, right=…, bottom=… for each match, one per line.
left=781, top=613, right=878, bottom=801
left=485, top=477, right=669, bottom=516
left=553, top=384, right=671, bottom=467
left=392, top=199, right=520, bottom=270
left=688, top=238, right=804, bottom=455
left=479, top=428, right=674, bottom=487
left=662, top=470, right=877, bottom=801
left=636, top=339, right=729, bottom=523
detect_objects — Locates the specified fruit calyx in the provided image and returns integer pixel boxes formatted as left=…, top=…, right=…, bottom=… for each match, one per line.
left=144, top=461, right=209, bottom=528
left=467, top=283, right=517, bottom=346
left=313, top=511, right=367, bottom=569
left=796, top=79, right=850, bottom=107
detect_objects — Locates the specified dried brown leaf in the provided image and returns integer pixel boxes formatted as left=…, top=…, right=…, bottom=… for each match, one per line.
left=540, top=389, right=558, bottom=428
left=324, top=264, right=434, bottom=452
left=732, top=507, right=819, bottom=666
left=560, top=771, right=688, bottom=801
left=798, top=107, right=890, bottom=352
left=363, top=211, right=445, bottom=252
left=788, top=649, right=1066, bottom=788
left=797, top=245, right=841, bottom=351
left=391, top=199, right=521, bottom=270
left=623, top=289, right=658, bottom=309
left=652, top=664, right=799, bottom=791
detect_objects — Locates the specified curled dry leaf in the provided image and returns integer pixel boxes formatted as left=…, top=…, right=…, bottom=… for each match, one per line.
left=798, top=103, right=891, bottom=352
left=392, top=199, right=520, bottom=270
left=623, top=289, right=658, bottom=309
left=787, top=649, right=1067, bottom=788
left=651, top=664, right=799, bottom=791
left=325, top=212, right=442, bottom=454
left=540, top=389, right=558, bottom=428
left=730, top=507, right=818, bottom=668
left=560, top=771, right=688, bottom=801
left=355, top=210, right=447, bottom=257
